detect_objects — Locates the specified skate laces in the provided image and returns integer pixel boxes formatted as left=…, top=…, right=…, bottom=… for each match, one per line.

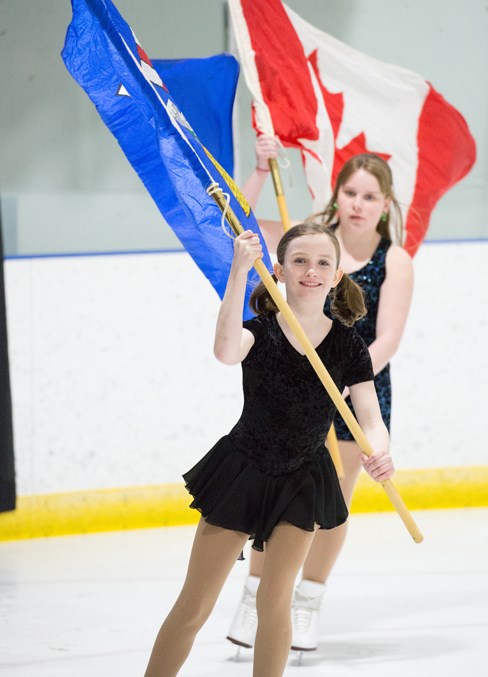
left=292, top=592, right=321, bottom=631
left=237, top=590, right=258, bottom=630
left=293, top=605, right=315, bottom=632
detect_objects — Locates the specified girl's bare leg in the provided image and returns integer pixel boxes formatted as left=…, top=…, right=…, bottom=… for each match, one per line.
left=144, top=517, right=248, bottom=677
left=302, top=441, right=362, bottom=583
left=253, top=523, right=316, bottom=677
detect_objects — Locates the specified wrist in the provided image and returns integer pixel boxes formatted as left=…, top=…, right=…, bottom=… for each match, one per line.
left=229, top=262, right=251, bottom=280
left=256, top=166, right=270, bottom=173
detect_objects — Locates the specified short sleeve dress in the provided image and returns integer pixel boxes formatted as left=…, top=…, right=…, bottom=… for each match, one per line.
left=325, top=237, right=392, bottom=440
left=183, top=313, right=374, bottom=552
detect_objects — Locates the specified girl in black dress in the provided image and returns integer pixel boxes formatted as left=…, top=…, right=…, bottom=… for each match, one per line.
left=228, top=139, right=413, bottom=654
left=144, top=223, right=394, bottom=677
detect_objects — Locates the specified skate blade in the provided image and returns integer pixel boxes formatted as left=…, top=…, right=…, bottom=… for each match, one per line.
left=226, top=636, right=253, bottom=649
left=290, top=648, right=316, bottom=666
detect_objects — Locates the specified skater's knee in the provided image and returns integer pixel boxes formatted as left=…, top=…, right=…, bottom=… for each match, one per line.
left=255, top=578, right=293, bottom=620
left=172, top=591, right=216, bottom=633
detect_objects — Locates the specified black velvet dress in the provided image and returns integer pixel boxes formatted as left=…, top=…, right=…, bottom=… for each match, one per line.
left=183, top=313, right=374, bottom=551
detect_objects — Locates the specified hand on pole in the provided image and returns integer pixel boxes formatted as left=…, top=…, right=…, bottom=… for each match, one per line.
left=255, top=134, right=292, bottom=230
left=232, top=230, right=263, bottom=272
left=361, top=449, right=395, bottom=483
left=256, top=134, right=279, bottom=171
left=242, top=135, right=280, bottom=211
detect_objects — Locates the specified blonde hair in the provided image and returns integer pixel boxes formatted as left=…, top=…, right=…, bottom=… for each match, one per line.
left=249, top=223, right=366, bottom=326
left=309, top=154, right=404, bottom=245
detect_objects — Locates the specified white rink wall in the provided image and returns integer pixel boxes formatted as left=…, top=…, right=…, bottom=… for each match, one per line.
left=5, top=240, right=487, bottom=497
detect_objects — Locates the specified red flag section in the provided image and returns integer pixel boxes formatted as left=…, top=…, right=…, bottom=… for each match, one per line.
left=405, top=84, right=476, bottom=254
left=239, top=0, right=318, bottom=145
left=230, top=0, right=476, bottom=256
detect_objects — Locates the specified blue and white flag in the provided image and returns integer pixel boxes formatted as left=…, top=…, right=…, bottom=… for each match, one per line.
left=62, top=0, right=272, bottom=318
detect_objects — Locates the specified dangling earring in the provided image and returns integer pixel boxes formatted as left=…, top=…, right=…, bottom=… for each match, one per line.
left=333, top=202, right=338, bottom=210
left=380, top=212, right=388, bottom=222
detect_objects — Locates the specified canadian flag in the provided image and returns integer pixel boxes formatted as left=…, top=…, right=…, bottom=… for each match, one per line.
left=228, top=0, right=476, bottom=256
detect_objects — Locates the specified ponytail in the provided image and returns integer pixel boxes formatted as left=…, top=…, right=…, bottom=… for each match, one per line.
left=249, top=275, right=279, bottom=315
left=330, top=274, right=367, bottom=326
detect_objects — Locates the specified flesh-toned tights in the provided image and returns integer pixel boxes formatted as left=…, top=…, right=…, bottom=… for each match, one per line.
left=249, top=441, right=362, bottom=582
left=144, top=517, right=316, bottom=677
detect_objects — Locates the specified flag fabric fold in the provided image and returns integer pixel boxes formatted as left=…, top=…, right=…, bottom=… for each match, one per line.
left=229, top=0, right=476, bottom=256
left=152, top=56, right=237, bottom=177
left=62, top=0, right=272, bottom=318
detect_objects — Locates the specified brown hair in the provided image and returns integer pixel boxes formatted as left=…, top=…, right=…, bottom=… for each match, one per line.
left=308, top=154, right=404, bottom=245
left=249, top=223, right=366, bottom=326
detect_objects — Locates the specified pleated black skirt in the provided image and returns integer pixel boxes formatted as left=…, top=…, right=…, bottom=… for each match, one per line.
left=183, top=435, right=348, bottom=552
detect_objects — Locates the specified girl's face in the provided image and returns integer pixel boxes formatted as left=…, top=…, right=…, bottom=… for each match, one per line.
left=274, top=234, right=343, bottom=303
left=336, top=168, right=390, bottom=233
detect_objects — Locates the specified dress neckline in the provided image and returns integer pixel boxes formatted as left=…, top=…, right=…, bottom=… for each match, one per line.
left=272, top=313, right=335, bottom=357
left=345, top=238, right=386, bottom=276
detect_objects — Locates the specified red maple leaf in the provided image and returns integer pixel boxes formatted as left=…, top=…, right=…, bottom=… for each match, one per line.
left=308, top=49, right=390, bottom=186
left=333, top=133, right=391, bottom=186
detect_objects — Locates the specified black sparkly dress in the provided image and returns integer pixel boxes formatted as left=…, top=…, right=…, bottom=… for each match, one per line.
left=183, top=313, right=374, bottom=551
left=325, top=237, right=392, bottom=440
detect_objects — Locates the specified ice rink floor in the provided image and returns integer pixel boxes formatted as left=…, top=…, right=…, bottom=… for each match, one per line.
left=1, top=507, right=487, bottom=676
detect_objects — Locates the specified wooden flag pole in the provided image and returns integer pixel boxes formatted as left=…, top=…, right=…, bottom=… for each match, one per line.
left=210, top=186, right=423, bottom=543
left=325, top=422, right=344, bottom=479
left=268, top=157, right=344, bottom=479
left=268, top=158, right=292, bottom=231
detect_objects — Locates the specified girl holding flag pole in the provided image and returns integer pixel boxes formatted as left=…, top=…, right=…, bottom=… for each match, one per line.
left=144, top=223, right=394, bottom=677
left=227, top=137, right=414, bottom=654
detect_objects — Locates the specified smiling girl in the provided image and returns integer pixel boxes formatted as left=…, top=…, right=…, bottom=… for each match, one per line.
left=227, top=146, right=413, bottom=655
left=144, top=224, right=394, bottom=677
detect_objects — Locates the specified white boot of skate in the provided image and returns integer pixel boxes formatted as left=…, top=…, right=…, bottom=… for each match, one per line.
left=227, top=574, right=260, bottom=649
left=291, top=579, right=326, bottom=652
